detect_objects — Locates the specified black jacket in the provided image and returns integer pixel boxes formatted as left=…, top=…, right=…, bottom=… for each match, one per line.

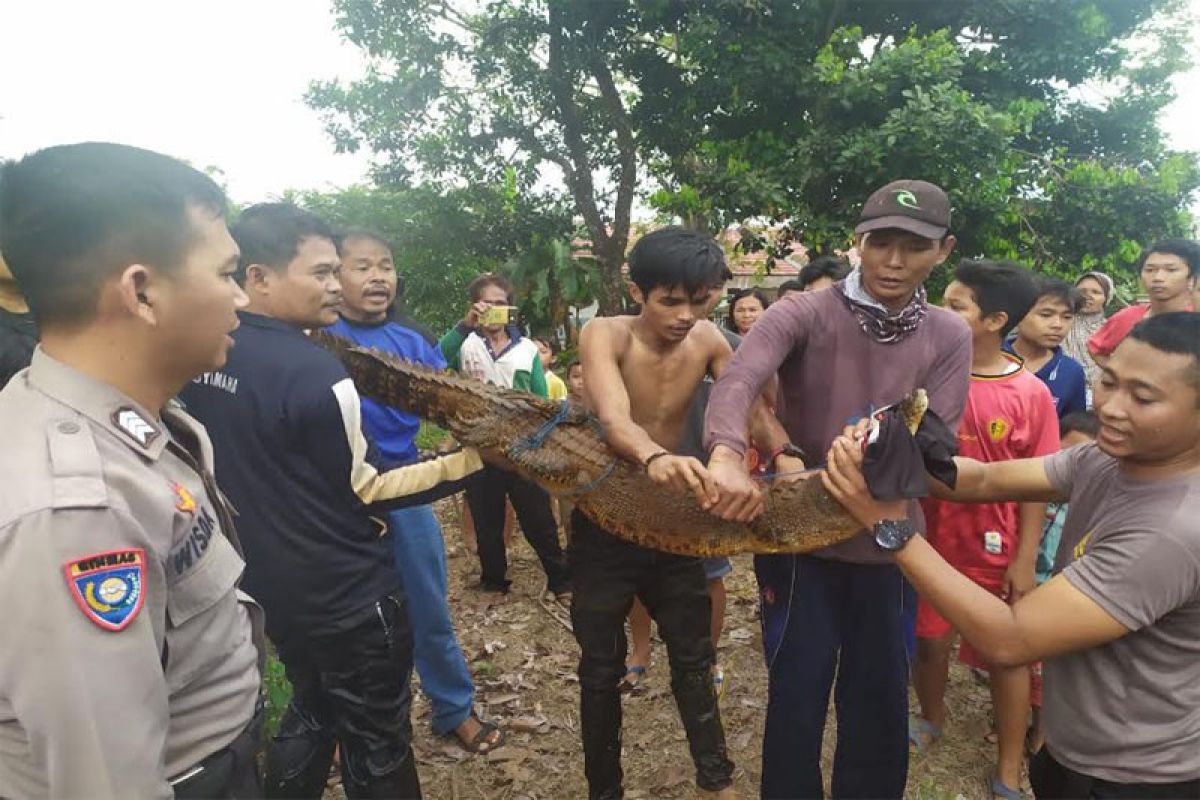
left=0, top=308, right=38, bottom=389
left=180, top=312, right=479, bottom=641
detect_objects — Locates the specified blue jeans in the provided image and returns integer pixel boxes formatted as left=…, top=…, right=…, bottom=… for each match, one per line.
left=388, top=505, right=474, bottom=735
left=755, top=554, right=910, bottom=799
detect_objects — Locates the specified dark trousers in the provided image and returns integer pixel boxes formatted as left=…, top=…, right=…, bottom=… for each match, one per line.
left=1031, top=747, right=1200, bottom=799
left=755, top=554, right=910, bottom=799
left=467, top=464, right=570, bottom=593
left=174, top=703, right=264, bottom=799
left=264, top=593, right=421, bottom=799
left=568, top=510, right=733, bottom=799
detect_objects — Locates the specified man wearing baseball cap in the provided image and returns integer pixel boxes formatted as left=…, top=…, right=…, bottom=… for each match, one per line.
left=704, top=179, right=972, bottom=798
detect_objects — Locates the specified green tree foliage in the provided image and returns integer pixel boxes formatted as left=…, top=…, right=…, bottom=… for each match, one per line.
left=641, top=0, right=1198, bottom=276
left=286, top=182, right=573, bottom=334
left=308, top=0, right=1197, bottom=306
left=308, top=0, right=645, bottom=313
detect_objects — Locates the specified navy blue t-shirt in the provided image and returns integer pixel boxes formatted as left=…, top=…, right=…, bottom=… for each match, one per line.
left=1004, top=343, right=1088, bottom=418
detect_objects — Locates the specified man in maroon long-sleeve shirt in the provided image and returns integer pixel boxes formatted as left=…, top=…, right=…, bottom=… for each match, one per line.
left=704, top=180, right=971, bottom=799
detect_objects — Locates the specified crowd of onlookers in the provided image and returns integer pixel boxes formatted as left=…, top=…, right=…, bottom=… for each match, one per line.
left=2, top=145, right=1200, bottom=800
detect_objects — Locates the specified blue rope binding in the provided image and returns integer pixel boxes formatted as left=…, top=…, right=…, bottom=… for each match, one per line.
left=506, top=399, right=619, bottom=497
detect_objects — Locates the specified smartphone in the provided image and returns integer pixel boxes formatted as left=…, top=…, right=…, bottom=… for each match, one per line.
left=481, top=305, right=516, bottom=325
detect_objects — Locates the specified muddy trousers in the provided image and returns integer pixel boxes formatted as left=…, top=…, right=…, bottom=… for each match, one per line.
left=264, top=592, right=421, bottom=799
left=568, top=511, right=734, bottom=800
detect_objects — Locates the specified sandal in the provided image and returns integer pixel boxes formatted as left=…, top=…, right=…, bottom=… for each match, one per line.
left=618, top=665, right=647, bottom=694
left=908, top=717, right=943, bottom=753
left=990, top=773, right=1021, bottom=800
left=449, top=714, right=506, bottom=755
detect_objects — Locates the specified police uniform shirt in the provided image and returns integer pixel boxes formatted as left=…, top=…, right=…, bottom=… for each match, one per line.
left=0, top=349, right=261, bottom=799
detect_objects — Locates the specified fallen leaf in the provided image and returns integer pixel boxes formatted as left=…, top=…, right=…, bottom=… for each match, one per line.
left=486, top=746, right=535, bottom=763
left=508, top=715, right=549, bottom=733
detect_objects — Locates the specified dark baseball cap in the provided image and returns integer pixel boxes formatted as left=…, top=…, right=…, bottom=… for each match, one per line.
left=855, top=179, right=951, bottom=240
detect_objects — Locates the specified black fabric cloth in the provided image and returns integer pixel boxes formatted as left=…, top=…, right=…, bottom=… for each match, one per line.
left=1030, top=747, right=1200, bottom=799
left=0, top=306, right=37, bottom=389
left=179, top=312, right=399, bottom=641
left=861, top=402, right=958, bottom=499
left=264, top=592, right=421, bottom=800
left=466, top=464, right=570, bottom=594
left=174, top=704, right=264, bottom=799
left=568, top=510, right=734, bottom=799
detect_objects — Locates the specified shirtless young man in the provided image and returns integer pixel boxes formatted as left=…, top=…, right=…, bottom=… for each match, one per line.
left=573, top=227, right=783, bottom=799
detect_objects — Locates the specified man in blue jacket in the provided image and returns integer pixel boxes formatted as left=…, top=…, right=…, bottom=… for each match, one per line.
left=327, top=228, right=503, bottom=755
left=182, top=204, right=481, bottom=799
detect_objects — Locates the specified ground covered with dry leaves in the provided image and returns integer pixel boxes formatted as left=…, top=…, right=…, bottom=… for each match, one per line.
left=326, top=499, right=1020, bottom=799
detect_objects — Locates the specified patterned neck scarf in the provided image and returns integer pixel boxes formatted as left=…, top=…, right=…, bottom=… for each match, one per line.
left=838, top=268, right=928, bottom=344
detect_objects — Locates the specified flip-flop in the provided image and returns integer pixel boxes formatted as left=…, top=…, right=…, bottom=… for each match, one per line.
left=447, top=715, right=506, bottom=755
left=908, top=717, right=943, bottom=753
left=990, top=773, right=1021, bottom=800
left=618, top=665, right=647, bottom=694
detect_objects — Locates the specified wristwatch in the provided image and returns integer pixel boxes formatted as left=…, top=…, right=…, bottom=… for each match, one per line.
left=873, top=518, right=917, bottom=552
left=768, top=442, right=807, bottom=465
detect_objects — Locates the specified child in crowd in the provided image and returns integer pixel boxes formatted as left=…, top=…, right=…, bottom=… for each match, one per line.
left=1007, top=278, right=1088, bottom=418
left=915, top=260, right=1060, bottom=800
left=535, top=337, right=569, bottom=400
left=1027, top=410, right=1100, bottom=754
left=566, top=358, right=586, bottom=406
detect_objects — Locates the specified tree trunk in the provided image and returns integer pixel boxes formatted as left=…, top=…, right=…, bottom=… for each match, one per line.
left=591, top=237, right=626, bottom=316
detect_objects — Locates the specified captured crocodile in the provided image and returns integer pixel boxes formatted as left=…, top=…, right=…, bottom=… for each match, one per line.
left=312, top=331, right=928, bottom=557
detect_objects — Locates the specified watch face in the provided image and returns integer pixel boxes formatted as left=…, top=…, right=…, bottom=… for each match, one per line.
left=875, top=519, right=914, bottom=551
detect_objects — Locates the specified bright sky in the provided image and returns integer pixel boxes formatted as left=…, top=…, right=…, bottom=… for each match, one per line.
left=2, top=0, right=1198, bottom=208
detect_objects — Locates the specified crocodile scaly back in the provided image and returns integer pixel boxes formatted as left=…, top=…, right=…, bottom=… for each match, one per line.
left=311, top=331, right=909, bottom=557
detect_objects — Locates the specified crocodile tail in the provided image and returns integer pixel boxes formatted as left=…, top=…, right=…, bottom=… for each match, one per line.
left=309, top=330, right=565, bottom=430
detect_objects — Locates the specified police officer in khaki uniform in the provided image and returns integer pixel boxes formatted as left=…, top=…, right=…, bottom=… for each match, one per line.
left=0, top=143, right=263, bottom=798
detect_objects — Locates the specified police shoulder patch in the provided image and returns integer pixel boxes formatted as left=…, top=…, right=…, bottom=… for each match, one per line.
left=64, top=548, right=146, bottom=631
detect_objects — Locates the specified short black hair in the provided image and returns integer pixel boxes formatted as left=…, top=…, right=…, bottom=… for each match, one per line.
left=953, top=259, right=1040, bottom=337
left=1034, top=277, right=1083, bottom=314
left=231, top=203, right=337, bottom=284
left=799, top=256, right=851, bottom=289
left=467, top=272, right=513, bottom=303
left=338, top=226, right=404, bottom=296
left=336, top=226, right=392, bottom=253
left=1060, top=410, right=1099, bottom=439
left=0, top=142, right=226, bottom=326
left=1127, top=312, right=1200, bottom=387
left=776, top=279, right=806, bottom=295
left=726, top=288, right=770, bottom=332
left=1136, top=238, right=1200, bottom=278
left=627, top=227, right=728, bottom=296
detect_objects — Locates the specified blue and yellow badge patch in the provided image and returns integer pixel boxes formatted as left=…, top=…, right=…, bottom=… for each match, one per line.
left=64, top=549, right=145, bottom=631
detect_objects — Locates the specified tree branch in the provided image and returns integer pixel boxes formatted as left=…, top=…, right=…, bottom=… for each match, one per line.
left=589, top=54, right=637, bottom=252
left=546, top=1, right=608, bottom=250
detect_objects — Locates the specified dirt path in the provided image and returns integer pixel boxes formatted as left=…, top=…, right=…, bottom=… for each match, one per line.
left=342, top=500, right=1017, bottom=799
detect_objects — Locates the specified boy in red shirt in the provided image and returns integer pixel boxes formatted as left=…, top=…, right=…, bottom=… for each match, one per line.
left=1088, top=239, right=1197, bottom=363
left=915, top=260, right=1059, bottom=799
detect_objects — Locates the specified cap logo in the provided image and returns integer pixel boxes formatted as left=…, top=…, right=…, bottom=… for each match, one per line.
left=893, top=189, right=921, bottom=210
